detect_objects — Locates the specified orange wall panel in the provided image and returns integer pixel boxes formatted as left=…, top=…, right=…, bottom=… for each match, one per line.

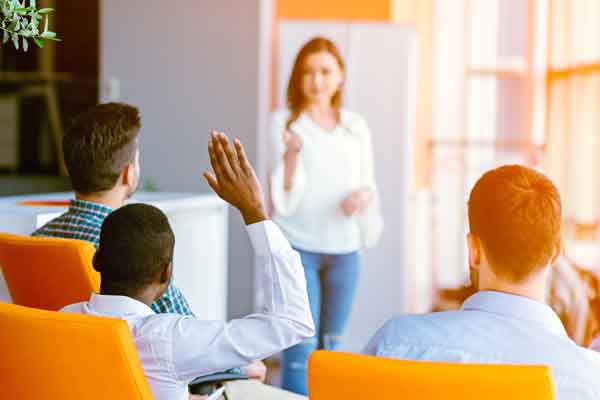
left=277, top=0, right=392, bottom=21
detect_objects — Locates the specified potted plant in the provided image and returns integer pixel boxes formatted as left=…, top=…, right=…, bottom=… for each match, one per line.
left=1, top=0, right=59, bottom=51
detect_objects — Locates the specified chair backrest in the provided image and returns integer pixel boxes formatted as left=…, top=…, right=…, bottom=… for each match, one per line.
left=0, top=302, right=153, bottom=399
left=308, top=351, right=555, bottom=400
left=0, top=233, right=99, bottom=310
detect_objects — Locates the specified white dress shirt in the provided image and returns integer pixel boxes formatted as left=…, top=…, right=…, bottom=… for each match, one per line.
left=364, top=291, right=600, bottom=400
left=269, top=108, right=383, bottom=253
left=590, top=337, right=600, bottom=352
left=62, top=221, right=315, bottom=400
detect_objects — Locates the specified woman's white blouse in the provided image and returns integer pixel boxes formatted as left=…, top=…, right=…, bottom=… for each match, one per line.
left=269, top=108, right=383, bottom=254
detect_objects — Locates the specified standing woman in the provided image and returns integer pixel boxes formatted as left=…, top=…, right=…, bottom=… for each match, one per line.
left=269, top=37, right=383, bottom=395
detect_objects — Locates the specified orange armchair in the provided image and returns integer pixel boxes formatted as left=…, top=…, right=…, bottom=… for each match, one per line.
left=0, top=233, right=99, bottom=310
left=308, top=351, right=555, bottom=400
left=0, top=302, right=153, bottom=399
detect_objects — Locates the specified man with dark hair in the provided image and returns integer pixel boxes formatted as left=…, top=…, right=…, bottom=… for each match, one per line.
left=34, top=102, right=193, bottom=315
left=63, top=132, right=314, bottom=400
left=93, top=204, right=175, bottom=300
left=364, top=165, right=600, bottom=399
left=62, top=102, right=141, bottom=196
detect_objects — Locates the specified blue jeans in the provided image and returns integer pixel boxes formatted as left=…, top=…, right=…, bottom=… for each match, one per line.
left=281, top=248, right=360, bottom=395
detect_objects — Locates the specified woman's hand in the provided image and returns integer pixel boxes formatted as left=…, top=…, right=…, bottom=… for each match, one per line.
left=243, top=360, right=267, bottom=382
left=340, top=188, right=373, bottom=217
left=283, top=130, right=303, bottom=191
left=284, top=129, right=303, bottom=154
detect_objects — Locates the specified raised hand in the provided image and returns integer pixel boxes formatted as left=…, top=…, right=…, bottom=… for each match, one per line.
left=283, top=129, right=303, bottom=154
left=283, top=130, right=303, bottom=191
left=203, top=131, right=266, bottom=225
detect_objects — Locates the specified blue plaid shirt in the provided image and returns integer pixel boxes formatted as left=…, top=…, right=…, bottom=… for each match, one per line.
left=33, top=199, right=194, bottom=316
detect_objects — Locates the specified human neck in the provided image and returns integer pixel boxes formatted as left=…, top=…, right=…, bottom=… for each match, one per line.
left=76, top=189, right=125, bottom=211
left=100, top=285, right=157, bottom=308
left=130, top=291, right=158, bottom=308
left=478, top=268, right=548, bottom=303
left=303, top=103, right=338, bottom=132
left=304, top=101, right=334, bottom=116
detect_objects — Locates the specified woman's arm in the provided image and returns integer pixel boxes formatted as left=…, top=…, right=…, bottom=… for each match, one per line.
left=340, top=114, right=383, bottom=246
left=339, top=116, right=377, bottom=217
left=269, top=112, right=307, bottom=217
left=282, top=130, right=303, bottom=192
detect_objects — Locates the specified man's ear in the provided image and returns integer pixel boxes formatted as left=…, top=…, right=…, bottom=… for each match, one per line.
left=550, top=235, right=564, bottom=267
left=121, top=163, right=135, bottom=186
left=159, top=262, right=172, bottom=285
left=467, top=233, right=481, bottom=269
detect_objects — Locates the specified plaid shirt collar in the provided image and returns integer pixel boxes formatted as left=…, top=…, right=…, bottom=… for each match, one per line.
left=68, top=199, right=113, bottom=222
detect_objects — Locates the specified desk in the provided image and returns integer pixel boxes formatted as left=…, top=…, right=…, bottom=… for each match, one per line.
left=0, top=192, right=229, bottom=320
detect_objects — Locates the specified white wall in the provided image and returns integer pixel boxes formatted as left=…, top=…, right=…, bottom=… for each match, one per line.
left=101, top=0, right=270, bottom=318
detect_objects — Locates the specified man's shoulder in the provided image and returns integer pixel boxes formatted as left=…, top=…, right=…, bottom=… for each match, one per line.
left=365, top=311, right=466, bottom=355
left=575, top=345, right=600, bottom=365
left=60, top=302, right=88, bottom=313
left=370, top=312, right=600, bottom=365
left=32, top=212, right=70, bottom=236
left=378, top=311, right=466, bottom=338
left=32, top=210, right=102, bottom=246
left=61, top=302, right=191, bottom=335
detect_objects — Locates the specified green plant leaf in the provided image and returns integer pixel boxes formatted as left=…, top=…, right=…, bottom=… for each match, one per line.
left=0, top=0, right=61, bottom=51
left=32, top=35, right=43, bottom=47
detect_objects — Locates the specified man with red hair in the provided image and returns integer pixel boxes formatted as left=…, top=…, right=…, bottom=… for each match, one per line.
left=365, top=165, right=600, bottom=399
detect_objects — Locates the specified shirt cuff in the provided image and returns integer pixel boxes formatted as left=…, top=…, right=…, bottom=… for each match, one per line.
left=246, top=220, right=291, bottom=256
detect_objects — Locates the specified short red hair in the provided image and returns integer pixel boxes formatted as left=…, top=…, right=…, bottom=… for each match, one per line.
left=468, top=165, right=562, bottom=282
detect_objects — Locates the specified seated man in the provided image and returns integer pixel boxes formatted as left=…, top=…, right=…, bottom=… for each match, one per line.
left=364, top=165, right=600, bottom=399
left=62, top=132, right=314, bottom=400
left=33, top=102, right=192, bottom=316
left=33, top=103, right=264, bottom=381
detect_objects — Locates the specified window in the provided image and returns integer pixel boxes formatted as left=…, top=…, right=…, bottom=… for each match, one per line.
left=430, top=0, right=542, bottom=290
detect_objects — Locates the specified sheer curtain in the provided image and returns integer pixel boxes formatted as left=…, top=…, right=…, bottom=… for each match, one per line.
left=431, top=0, right=537, bottom=291
left=546, top=0, right=600, bottom=225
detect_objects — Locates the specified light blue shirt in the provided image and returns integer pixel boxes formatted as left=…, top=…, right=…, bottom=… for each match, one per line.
left=364, top=291, right=600, bottom=399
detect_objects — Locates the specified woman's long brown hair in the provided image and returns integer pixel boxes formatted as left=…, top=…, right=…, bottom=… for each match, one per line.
left=285, top=37, right=345, bottom=130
